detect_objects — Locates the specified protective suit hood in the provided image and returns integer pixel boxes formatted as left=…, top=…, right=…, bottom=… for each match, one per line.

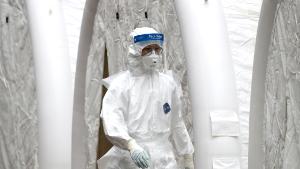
left=127, top=27, right=164, bottom=76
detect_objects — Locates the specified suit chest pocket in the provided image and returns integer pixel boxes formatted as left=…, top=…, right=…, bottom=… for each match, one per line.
left=153, top=99, right=172, bottom=132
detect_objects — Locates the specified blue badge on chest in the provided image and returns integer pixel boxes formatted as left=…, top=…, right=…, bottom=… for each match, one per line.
left=163, top=103, right=171, bottom=114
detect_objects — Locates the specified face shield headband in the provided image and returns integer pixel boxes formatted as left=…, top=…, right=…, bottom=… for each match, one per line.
left=133, top=33, right=164, bottom=46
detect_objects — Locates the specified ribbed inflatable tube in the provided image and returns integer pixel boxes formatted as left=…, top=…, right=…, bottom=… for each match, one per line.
left=248, top=0, right=276, bottom=169
left=70, top=0, right=99, bottom=169
left=174, top=0, right=240, bottom=169
left=26, top=1, right=73, bottom=169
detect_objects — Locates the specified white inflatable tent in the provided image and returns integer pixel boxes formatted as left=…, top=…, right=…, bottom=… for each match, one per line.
left=2, top=0, right=300, bottom=169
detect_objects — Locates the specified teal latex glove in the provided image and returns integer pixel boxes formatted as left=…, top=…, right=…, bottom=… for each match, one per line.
left=128, top=139, right=150, bottom=168
left=131, top=148, right=150, bottom=168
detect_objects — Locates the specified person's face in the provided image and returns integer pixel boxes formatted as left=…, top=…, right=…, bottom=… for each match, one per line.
left=141, top=44, right=163, bottom=56
left=140, top=44, right=162, bottom=71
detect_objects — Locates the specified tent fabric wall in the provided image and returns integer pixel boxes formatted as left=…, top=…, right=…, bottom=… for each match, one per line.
left=264, top=0, right=300, bottom=169
left=221, top=0, right=262, bottom=168
left=74, top=0, right=193, bottom=168
left=0, top=0, right=38, bottom=169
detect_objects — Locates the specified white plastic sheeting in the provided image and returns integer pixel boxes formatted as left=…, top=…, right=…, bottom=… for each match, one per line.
left=0, top=0, right=38, bottom=169
left=222, top=0, right=262, bottom=168
left=264, top=0, right=300, bottom=169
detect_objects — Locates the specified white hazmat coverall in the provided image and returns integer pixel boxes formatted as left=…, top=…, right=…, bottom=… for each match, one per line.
left=97, top=27, right=194, bottom=169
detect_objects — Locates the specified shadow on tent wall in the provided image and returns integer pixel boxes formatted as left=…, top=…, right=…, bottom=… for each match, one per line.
left=96, top=46, right=113, bottom=162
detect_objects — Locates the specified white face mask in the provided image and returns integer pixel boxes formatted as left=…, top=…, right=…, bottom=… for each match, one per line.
left=141, top=52, right=161, bottom=71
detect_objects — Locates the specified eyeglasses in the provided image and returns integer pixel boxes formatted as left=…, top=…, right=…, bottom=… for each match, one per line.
left=141, top=44, right=163, bottom=56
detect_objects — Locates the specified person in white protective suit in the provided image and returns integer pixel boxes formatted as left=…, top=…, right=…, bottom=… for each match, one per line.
left=97, top=27, right=194, bottom=169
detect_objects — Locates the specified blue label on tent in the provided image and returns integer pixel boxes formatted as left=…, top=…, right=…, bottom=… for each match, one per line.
left=163, top=103, right=171, bottom=114
left=134, top=33, right=164, bottom=43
